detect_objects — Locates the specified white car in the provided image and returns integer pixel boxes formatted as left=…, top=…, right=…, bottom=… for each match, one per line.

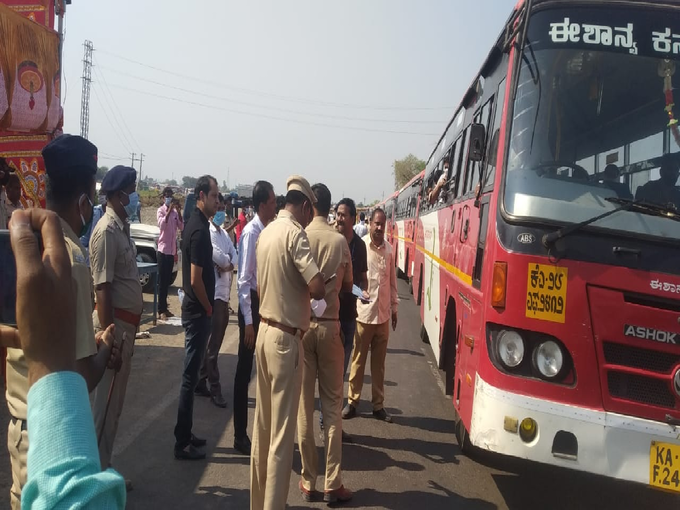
left=130, top=222, right=181, bottom=293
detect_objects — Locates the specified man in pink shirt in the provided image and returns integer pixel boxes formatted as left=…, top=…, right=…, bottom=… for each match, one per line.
left=157, top=187, right=184, bottom=320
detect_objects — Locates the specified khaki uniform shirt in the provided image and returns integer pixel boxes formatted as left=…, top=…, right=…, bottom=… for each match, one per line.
left=305, top=216, right=352, bottom=320
left=89, top=208, right=143, bottom=315
left=356, top=235, right=399, bottom=325
left=256, top=209, right=320, bottom=332
left=5, top=218, right=99, bottom=420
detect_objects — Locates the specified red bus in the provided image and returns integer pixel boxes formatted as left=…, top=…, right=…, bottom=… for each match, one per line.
left=393, top=171, right=425, bottom=281
left=390, top=0, right=680, bottom=491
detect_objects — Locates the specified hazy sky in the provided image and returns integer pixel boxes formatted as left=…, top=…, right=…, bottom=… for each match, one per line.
left=61, top=0, right=517, bottom=203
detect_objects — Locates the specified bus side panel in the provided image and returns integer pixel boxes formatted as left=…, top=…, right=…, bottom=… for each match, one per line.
left=420, top=210, right=443, bottom=364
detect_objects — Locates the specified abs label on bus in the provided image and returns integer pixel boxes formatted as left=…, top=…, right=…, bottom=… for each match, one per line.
left=525, top=263, right=568, bottom=324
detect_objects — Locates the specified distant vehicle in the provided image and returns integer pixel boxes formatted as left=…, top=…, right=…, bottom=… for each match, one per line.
left=130, top=222, right=180, bottom=293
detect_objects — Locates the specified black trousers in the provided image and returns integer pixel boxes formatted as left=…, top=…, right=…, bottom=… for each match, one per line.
left=174, top=313, right=211, bottom=448
left=157, top=252, right=175, bottom=314
left=234, top=290, right=259, bottom=440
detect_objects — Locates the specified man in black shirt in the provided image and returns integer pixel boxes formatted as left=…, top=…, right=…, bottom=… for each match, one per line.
left=174, top=175, right=220, bottom=460
left=336, top=198, right=368, bottom=375
left=319, top=198, right=368, bottom=442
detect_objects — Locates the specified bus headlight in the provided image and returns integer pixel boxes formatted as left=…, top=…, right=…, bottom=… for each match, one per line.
left=497, top=330, right=525, bottom=368
left=534, top=341, right=564, bottom=379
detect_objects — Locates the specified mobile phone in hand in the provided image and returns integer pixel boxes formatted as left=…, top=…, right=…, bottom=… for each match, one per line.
left=0, top=229, right=41, bottom=327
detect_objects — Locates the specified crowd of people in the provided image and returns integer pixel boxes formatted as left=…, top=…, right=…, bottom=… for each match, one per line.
left=0, top=133, right=400, bottom=510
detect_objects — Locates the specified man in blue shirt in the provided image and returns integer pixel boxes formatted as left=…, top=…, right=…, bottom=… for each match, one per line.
left=0, top=208, right=126, bottom=509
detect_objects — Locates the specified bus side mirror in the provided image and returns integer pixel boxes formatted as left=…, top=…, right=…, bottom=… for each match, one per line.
left=468, top=123, right=486, bottom=162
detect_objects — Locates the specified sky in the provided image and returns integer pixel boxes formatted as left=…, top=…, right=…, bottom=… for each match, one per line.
left=61, top=0, right=518, bottom=204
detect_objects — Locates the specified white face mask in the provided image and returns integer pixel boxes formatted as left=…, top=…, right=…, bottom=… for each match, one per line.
left=165, top=197, right=172, bottom=206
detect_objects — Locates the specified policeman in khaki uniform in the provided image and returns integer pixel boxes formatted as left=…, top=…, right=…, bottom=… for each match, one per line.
left=4, top=135, right=118, bottom=510
left=297, top=183, right=354, bottom=504
left=250, top=175, right=326, bottom=510
left=90, top=165, right=143, bottom=481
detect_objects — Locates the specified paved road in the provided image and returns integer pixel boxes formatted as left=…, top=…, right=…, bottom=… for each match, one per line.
left=2, top=277, right=680, bottom=509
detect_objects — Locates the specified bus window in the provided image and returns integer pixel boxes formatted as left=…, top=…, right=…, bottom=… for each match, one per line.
left=455, top=127, right=470, bottom=198
left=484, top=78, right=506, bottom=190
left=504, top=10, right=680, bottom=241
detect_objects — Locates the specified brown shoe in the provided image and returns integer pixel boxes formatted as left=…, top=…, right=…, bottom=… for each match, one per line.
left=324, top=485, right=353, bottom=503
left=299, top=480, right=317, bottom=502
left=165, top=310, right=175, bottom=318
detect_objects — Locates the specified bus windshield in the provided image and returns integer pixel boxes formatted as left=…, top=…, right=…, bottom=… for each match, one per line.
left=504, top=6, right=680, bottom=240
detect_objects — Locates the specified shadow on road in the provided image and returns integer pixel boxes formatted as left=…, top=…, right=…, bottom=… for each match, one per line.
left=350, top=433, right=460, bottom=466
left=289, top=482, right=497, bottom=510
left=387, top=347, right=424, bottom=357
left=342, top=443, right=426, bottom=472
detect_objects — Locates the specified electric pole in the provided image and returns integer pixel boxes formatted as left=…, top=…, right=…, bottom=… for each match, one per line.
left=139, top=153, right=145, bottom=183
left=130, top=152, right=136, bottom=167
left=80, top=40, right=94, bottom=139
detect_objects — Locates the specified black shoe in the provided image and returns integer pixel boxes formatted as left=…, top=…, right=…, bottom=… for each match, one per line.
left=190, top=434, right=206, bottom=447
left=174, top=444, right=206, bottom=460
left=342, top=404, right=356, bottom=420
left=194, top=382, right=211, bottom=397
left=211, top=393, right=228, bottom=408
left=234, top=435, right=252, bottom=456
left=373, top=408, right=392, bottom=422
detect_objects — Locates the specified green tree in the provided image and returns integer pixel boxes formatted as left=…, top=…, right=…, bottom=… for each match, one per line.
left=95, top=166, right=109, bottom=182
left=182, top=176, right=198, bottom=189
left=167, top=179, right=178, bottom=187
left=393, top=154, right=426, bottom=190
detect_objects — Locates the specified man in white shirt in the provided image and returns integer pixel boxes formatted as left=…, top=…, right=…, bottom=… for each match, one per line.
left=353, top=212, right=368, bottom=238
left=233, top=181, right=277, bottom=455
left=195, top=194, right=237, bottom=408
left=343, top=208, right=399, bottom=423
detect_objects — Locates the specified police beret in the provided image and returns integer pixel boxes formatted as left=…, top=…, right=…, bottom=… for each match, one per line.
left=101, top=165, right=137, bottom=193
left=286, top=174, right=316, bottom=204
left=42, top=134, right=98, bottom=178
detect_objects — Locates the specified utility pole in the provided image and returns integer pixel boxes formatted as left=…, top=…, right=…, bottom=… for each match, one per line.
left=130, top=152, right=136, bottom=167
left=80, top=40, right=94, bottom=139
left=139, top=153, right=145, bottom=182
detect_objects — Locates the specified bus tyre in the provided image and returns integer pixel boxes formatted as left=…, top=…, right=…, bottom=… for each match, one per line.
left=420, top=324, right=429, bottom=344
left=454, top=411, right=473, bottom=454
left=408, top=277, right=413, bottom=295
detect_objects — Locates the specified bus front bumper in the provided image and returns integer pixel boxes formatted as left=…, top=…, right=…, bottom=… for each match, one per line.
left=470, top=375, right=680, bottom=486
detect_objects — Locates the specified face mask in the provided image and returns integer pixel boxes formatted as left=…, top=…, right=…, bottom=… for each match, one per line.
left=79, top=194, right=94, bottom=237
left=122, top=191, right=139, bottom=218
left=213, top=211, right=226, bottom=226
left=165, top=197, right=172, bottom=206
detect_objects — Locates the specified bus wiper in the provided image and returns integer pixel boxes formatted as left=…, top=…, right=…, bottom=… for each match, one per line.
left=541, top=198, right=680, bottom=248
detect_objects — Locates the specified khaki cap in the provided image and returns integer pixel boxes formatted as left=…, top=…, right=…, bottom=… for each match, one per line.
left=286, top=174, right=317, bottom=204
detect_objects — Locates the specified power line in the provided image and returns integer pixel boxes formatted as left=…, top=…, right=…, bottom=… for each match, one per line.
left=103, top=82, right=439, bottom=137
left=92, top=68, right=135, bottom=152
left=96, top=64, right=445, bottom=125
left=97, top=48, right=454, bottom=112
left=92, top=86, right=134, bottom=153
left=93, top=56, right=141, bottom=150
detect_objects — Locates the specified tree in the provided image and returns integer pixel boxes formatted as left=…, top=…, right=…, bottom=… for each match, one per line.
left=167, top=179, right=178, bottom=187
left=182, top=176, right=198, bottom=189
left=95, top=166, right=109, bottom=183
left=393, top=154, right=426, bottom=190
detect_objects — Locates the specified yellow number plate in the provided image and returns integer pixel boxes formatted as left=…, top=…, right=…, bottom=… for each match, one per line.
left=525, top=263, right=568, bottom=324
left=650, top=441, right=680, bottom=492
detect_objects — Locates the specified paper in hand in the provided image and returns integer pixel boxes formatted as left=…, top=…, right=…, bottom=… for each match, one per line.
left=352, top=285, right=370, bottom=303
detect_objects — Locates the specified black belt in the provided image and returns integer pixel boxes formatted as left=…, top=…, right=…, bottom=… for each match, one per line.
left=11, top=417, right=26, bottom=431
left=310, top=317, right=339, bottom=323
